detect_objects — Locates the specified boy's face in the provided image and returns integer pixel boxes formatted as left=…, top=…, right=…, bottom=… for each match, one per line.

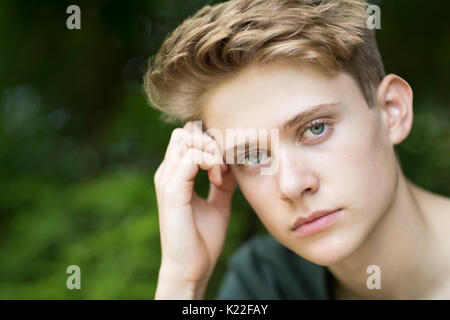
left=202, top=60, right=399, bottom=266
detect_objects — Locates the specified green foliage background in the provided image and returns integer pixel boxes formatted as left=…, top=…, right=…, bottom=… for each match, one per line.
left=0, top=0, right=449, bottom=299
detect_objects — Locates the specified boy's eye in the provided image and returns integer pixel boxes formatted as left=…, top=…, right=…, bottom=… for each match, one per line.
left=239, top=150, right=270, bottom=168
left=309, top=123, right=326, bottom=135
left=236, top=120, right=333, bottom=170
left=300, top=120, right=332, bottom=141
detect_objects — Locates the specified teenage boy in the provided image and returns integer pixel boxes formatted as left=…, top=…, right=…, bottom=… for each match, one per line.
left=145, top=0, right=450, bottom=299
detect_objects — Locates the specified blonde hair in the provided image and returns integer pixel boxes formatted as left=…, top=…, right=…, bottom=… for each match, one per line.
left=144, top=0, right=385, bottom=123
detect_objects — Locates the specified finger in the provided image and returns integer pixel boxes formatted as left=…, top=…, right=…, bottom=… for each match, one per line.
left=184, top=132, right=222, bottom=160
left=183, top=121, right=205, bottom=153
left=174, top=148, right=224, bottom=185
left=185, top=122, right=222, bottom=158
left=164, top=128, right=220, bottom=173
left=181, top=125, right=224, bottom=185
left=208, top=164, right=222, bottom=186
left=163, top=130, right=224, bottom=192
left=207, top=165, right=237, bottom=212
left=163, top=128, right=187, bottom=164
left=166, top=127, right=221, bottom=164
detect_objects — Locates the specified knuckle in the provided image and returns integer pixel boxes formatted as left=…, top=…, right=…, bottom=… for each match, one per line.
left=170, top=128, right=185, bottom=141
left=183, top=120, right=194, bottom=128
left=182, top=148, right=196, bottom=161
left=206, top=136, right=222, bottom=152
left=154, top=167, right=161, bottom=185
left=154, top=161, right=167, bottom=187
left=204, top=138, right=217, bottom=152
left=182, top=147, right=195, bottom=159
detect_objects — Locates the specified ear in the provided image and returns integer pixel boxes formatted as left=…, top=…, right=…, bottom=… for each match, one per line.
left=375, top=74, right=414, bottom=145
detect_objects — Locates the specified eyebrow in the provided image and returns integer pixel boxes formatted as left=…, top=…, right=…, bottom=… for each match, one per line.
left=223, top=102, right=341, bottom=160
left=277, top=102, right=341, bottom=132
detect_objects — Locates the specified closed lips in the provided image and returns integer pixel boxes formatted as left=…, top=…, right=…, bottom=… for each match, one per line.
left=291, top=209, right=341, bottom=230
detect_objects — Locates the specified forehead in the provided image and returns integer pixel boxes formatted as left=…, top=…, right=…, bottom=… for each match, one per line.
left=202, top=60, right=357, bottom=132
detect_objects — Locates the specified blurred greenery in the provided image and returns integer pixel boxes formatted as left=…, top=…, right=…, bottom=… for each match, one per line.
left=0, top=0, right=448, bottom=299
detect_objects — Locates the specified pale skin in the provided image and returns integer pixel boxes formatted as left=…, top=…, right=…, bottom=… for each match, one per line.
left=154, top=59, right=450, bottom=299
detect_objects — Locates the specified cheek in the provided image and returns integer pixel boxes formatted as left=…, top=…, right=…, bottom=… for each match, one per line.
left=234, top=171, right=281, bottom=227
left=330, top=115, right=397, bottom=215
left=236, top=174, right=271, bottom=211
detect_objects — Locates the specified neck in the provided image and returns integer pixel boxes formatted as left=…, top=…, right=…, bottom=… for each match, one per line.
left=328, top=164, right=449, bottom=299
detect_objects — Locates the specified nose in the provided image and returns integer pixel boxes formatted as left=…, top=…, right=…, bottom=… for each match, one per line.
left=277, top=146, right=320, bottom=202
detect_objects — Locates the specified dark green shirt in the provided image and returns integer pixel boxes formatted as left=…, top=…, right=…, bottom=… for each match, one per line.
left=215, top=233, right=336, bottom=299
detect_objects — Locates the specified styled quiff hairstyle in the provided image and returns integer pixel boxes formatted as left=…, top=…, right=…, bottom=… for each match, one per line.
left=144, top=0, right=385, bottom=123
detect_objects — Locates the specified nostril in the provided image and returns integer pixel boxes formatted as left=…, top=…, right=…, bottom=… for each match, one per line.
left=303, top=187, right=312, bottom=193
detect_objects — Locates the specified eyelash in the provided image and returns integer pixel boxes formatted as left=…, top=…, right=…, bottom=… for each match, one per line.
left=298, top=119, right=334, bottom=143
left=237, top=118, right=335, bottom=171
left=236, top=150, right=271, bottom=170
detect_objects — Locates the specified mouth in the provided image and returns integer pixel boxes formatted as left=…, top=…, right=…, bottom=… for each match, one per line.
left=292, top=209, right=342, bottom=237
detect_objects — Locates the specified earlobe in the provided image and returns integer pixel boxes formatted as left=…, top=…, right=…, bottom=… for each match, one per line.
left=376, top=74, right=414, bottom=145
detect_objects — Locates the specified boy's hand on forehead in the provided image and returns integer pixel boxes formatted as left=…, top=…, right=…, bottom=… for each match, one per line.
left=153, top=120, right=236, bottom=299
left=183, top=120, right=227, bottom=186
left=181, top=120, right=236, bottom=210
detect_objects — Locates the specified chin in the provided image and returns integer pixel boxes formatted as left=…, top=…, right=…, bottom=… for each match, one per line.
left=288, top=232, right=359, bottom=267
